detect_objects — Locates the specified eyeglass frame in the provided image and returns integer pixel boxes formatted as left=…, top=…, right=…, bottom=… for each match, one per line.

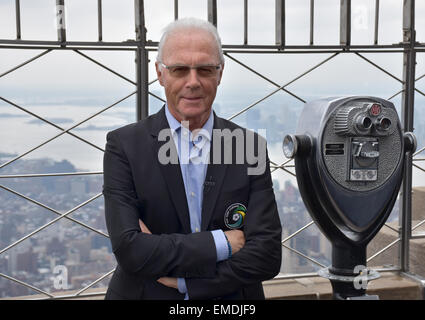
left=159, top=62, right=222, bottom=77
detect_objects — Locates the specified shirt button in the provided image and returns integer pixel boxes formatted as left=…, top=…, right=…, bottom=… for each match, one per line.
left=195, top=227, right=200, bottom=232
left=191, top=192, right=195, bottom=197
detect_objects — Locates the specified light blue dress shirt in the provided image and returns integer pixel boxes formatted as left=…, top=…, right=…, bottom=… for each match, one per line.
left=164, top=105, right=228, bottom=298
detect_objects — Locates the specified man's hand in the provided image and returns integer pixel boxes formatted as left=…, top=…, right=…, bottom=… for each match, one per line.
left=157, top=277, right=178, bottom=289
left=138, top=221, right=179, bottom=290
left=139, top=219, right=152, bottom=234
left=224, top=230, right=245, bottom=255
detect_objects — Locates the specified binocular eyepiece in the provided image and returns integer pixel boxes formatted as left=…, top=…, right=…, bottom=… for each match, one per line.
left=334, top=102, right=396, bottom=137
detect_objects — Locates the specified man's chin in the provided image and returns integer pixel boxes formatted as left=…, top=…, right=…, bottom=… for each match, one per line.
left=178, top=105, right=209, bottom=119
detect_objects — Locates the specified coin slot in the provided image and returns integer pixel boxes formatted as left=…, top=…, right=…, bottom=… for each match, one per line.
left=325, top=143, right=344, bottom=155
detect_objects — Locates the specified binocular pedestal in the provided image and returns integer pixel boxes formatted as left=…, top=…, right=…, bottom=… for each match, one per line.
left=318, top=244, right=380, bottom=300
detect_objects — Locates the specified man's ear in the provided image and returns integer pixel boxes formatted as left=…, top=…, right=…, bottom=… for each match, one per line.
left=155, top=62, right=165, bottom=86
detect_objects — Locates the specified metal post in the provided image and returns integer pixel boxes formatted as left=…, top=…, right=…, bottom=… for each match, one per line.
left=56, top=0, right=66, bottom=44
left=97, top=0, right=103, bottom=41
left=310, top=0, right=314, bottom=45
left=340, top=0, right=351, bottom=46
left=275, top=0, right=285, bottom=47
left=244, top=0, right=248, bottom=45
left=174, top=0, right=178, bottom=20
left=208, top=0, right=217, bottom=27
left=374, top=0, right=379, bottom=45
left=400, top=0, right=416, bottom=273
left=15, top=0, right=21, bottom=40
left=135, top=0, right=149, bottom=120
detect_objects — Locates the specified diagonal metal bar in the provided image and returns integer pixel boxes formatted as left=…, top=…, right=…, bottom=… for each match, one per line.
left=387, top=89, right=404, bottom=101
left=413, top=146, right=425, bottom=157
left=0, top=95, right=105, bottom=153
left=0, top=49, right=51, bottom=79
left=149, top=90, right=166, bottom=102
left=0, top=193, right=103, bottom=256
left=270, top=161, right=294, bottom=171
left=224, top=52, right=306, bottom=103
left=416, top=73, right=425, bottom=82
left=73, top=50, right=137, bottom=85
left=367, top=238, right=400, bottom=263
left=270, top=159, right=296, bottom=177
left=384, top=222, right=399, bottom=233
left=413, top=162, right=425, bottom=173
left=0, top=91, right=136, bottom=170
left=282, top=243, right=327, bottom=268
left=0, top=183, right=108, bottom=238
left=271, top=164, right=296, bottom=177
left=354, top=52, right=404, bottom=84
left=282, top=221, right=315, bottom=244
left=412, top=218, right=425, bottom=231
left=272, top=157, right=293, bottom=168
left=0, top=272, right=54, bottom=298
left=149, top=78, right=158, bottom=85
left=74, top=268, right=115, bottom=296
left=276, top=167, right=296, bottom=177
left=414, top=87, right=425, bottom=98
left=227, top=53, right=339, bottom=121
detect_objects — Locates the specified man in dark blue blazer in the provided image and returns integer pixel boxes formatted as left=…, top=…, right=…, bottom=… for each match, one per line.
left=103, top=17, right=282, bottom=300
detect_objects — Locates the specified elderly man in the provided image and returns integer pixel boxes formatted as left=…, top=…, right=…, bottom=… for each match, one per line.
left=103, top=17, right=282, bottom=300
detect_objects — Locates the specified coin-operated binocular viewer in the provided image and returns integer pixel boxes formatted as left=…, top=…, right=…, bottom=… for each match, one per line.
left=283, top=96, right=416, bottom=300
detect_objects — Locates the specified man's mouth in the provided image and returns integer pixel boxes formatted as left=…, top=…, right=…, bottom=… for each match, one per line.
left=182, top=96, right=203, bottom=102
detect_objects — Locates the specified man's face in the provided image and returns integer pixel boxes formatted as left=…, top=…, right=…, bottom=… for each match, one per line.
left=155, top=29, right=224, bottom=126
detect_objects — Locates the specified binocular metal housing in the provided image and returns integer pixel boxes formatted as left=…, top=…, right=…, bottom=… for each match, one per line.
left=283, top=96, right=416, bottom=299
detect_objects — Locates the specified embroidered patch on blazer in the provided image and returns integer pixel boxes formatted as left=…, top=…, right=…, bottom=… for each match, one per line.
left=224, top=203, right=247, bottom=229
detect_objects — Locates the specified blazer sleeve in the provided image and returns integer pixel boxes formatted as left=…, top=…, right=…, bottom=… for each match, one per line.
left=185, top=150, right=282, bottom=299
left=103, top=130, right=217, bottom=279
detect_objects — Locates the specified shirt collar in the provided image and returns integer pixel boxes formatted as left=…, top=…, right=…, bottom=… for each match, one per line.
left=165, top=103, right=214, bottom=142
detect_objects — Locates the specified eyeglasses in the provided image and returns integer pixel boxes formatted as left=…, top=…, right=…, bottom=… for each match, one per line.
left=160, top=62, right=222, bottom=78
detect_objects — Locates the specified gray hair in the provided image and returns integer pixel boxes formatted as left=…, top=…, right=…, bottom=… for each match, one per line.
left=156, top=17, right=225, bottom=64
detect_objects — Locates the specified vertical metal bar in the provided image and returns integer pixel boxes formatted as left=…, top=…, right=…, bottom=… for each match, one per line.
left=135, top=0, right=149, bottom=120
left=340, top=0, right=351, bottom=46
left=310, top=0, right=314, bottom=45
left=244, top=0, right=248, bottom=45
left=275, top=0, right=285, bottom=47
left=15, top=0, right=21, bottom=40
left=97, top=0, right=103, bottom=41
left=56, top=0, right=66, bottom=44
left=174, top=0, right=178, bottom=20
left=208, top=0, right=217, bottom=27
left=374, top=0, right=379, bottom=45
left=400, top=0, right=416, bottom=273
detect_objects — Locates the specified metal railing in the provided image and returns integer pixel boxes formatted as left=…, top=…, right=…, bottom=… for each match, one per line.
left=0, top=0, right=424, bottom=299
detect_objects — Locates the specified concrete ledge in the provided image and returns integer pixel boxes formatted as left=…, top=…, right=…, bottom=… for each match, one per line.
left=262, top=272, right=424, bottom=300
left=2, top=272, right=423, bottom=300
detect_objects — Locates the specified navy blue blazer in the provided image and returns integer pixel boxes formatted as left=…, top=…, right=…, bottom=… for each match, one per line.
left=103, top=106, right=282, bottom=300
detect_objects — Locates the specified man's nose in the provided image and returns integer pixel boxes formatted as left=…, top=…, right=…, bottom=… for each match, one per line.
left=185, top=68, right=201, bottom=89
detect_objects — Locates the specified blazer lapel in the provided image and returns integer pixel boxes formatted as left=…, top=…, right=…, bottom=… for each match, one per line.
left=149, top=106, right=191, bottom=234
left=201, top=113, right=228, bottom=231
